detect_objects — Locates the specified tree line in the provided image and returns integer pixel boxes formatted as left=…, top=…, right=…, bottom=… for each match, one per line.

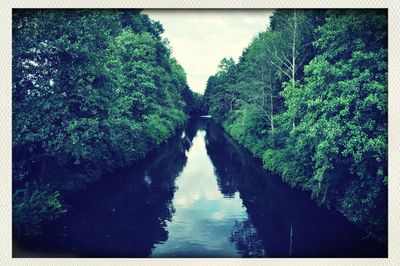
left=12, top=10, right=202, bottom=238
left=203, top=9, right=387, bottom=242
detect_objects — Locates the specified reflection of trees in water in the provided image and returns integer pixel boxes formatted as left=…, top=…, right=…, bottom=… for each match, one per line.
left=15, top=121, right=200, bottom=257
left=205, top=121, right=307, bottom=257
left=205, top=121, right=267, bottom=257
left=230, top=219, right=266, bottom=257
left=205, top=120, right=305, bottom=257
left=205, top=122, right=240, bottom=197
left=186, top=116, right=208, bottom=137
left=204, top=120, right=387, bottom=258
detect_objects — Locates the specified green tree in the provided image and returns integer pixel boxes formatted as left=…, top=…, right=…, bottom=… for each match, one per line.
left=204, top=9, right=387, bottom=241
left=280, top=10, right=388, bottom=240
left=13, top=10, right=192, bottom=238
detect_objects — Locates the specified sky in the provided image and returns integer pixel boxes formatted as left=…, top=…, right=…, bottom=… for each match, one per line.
left=143, top=10, right=274, bottom=94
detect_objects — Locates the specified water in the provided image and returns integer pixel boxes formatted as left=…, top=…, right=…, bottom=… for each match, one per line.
left=13, top=117, right=387, bottom=258
left=151, top=129, right=247, bottom=257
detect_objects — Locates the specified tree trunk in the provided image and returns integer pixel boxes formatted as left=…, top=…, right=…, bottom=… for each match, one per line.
left=292, top=10, right=297, bottom=130
left=270, top=94, right=274, bottom=131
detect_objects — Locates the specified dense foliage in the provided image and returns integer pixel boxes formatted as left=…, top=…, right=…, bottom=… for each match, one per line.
left=204, top=10, right=387, bottom=241
left=12, top=10, right=197, bottom=238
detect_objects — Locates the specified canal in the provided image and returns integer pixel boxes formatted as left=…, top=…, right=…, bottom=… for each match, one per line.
left=13, top=117, right=387, bottom=258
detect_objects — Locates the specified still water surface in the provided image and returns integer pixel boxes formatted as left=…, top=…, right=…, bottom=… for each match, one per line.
left=15, top=117, right=387, bottom=257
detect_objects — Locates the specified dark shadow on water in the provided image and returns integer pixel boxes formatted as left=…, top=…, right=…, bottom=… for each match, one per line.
left=13, top=121, right=198, bottom=258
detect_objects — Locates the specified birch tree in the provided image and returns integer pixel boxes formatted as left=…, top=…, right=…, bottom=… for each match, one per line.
left=269, top=10, right=314, bottom=128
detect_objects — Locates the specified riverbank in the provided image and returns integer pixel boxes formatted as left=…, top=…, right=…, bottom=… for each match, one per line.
left=213, top=117, right=387, bottom=244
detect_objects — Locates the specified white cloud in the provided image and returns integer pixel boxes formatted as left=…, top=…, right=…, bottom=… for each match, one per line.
left=143, top=10, right=273, bottom=94
left=212, top=211, right=225, bottom=221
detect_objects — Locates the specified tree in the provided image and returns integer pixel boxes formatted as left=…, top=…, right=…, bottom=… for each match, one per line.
left=204, top=9, right=388, bottom=242
left=204, top=57, right=237, bottom=123
left=12, top=10, right=192, bottom=238
left=288, top=10, right=388, bottom=240
left=269, top=10, right=324, bottom=127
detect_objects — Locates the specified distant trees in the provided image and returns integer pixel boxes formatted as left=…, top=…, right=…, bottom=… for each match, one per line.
left=203, top=57, right=237, bottom=123
left=12, top=10, right=195, bottom=238
left=204, top=9, right=388, bottom=241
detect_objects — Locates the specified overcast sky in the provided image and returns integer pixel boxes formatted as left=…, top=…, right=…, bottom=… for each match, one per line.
left=143, top=10, right=274, bottom=94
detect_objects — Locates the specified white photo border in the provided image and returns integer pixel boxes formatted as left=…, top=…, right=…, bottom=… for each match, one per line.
left=1, top=1, right=398, bottom=265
